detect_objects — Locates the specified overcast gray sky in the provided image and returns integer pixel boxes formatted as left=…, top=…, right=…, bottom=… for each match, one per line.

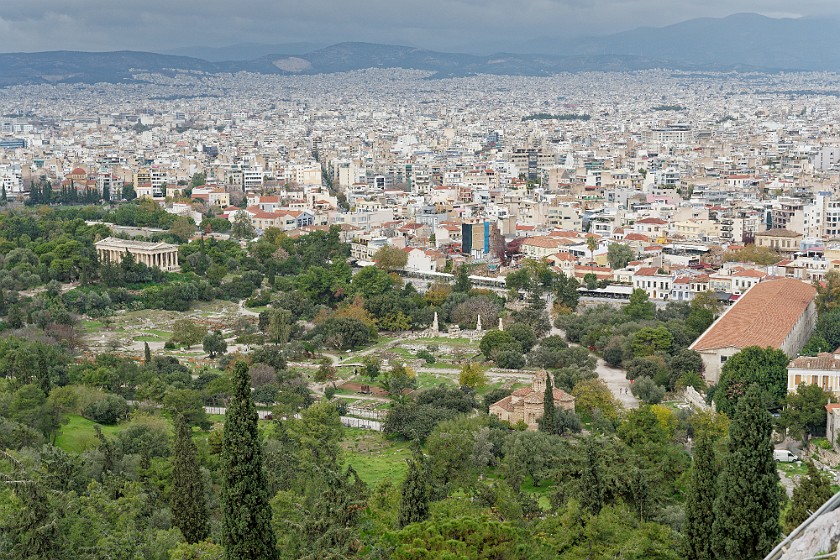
left=0, top=0, right=836, bottom=54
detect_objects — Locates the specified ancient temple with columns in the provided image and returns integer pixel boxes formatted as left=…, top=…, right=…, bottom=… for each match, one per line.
left=95, top=237, right=180, bottom=271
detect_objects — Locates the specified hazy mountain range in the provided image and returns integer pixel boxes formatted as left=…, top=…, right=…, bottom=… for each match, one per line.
left=2, top=13, right=840, bottom=87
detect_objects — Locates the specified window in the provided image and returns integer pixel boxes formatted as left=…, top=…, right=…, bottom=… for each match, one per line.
left=721, top=356, right=728, bottom=364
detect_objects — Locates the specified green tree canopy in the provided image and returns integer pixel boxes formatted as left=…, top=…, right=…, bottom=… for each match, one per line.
left=780, top=383, right=830, bottom=441
left=220, top=361, right=276, bottom=559
left=713, top=346, right=789, bottom=416
left=785, top=461, right=833, bottom=532
left=684, top=435, right=718, bottom=560
left=712, top=385, right=780, bottom=560
left=398, top=442, right=431, bottom=527
left=607, top=243, right=634, bottom=269
left=625, top=289, right=655, bottom=320
left=171, top=414, right=210, bottom=544
left=373, top=245, right=408, bottom=271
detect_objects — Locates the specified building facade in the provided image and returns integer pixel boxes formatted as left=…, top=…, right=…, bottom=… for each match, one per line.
left=95, top=237, right=180, bottom=271
left=489, top=370, right=575, bottom=431
left=788, top=353, right=840, bottom=397
left=690, top=278, right=817, bottom=383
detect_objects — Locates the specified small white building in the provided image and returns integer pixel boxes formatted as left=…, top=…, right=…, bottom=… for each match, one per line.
left=632, top=266, right=673, bottom=300
left=788, top=352, right=840, bottom=397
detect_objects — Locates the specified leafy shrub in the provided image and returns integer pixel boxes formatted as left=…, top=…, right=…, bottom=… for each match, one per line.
left=83, top=393, right=129, bottom=424
left=630, top=377, right=666, bottom=405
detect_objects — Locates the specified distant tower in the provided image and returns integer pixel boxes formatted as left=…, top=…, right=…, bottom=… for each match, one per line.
left=476, top=314, right=482, bottom=332
left=432, top=312, right=439, bottom=333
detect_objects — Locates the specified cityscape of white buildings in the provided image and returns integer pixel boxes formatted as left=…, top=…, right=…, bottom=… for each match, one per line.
left=3, top=68, right=840, bottom=302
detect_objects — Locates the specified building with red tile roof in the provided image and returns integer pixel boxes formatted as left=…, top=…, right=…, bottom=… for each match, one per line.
left=489, top=370, right=574, bottom=430
left=690, top=278, right=817, bottom=383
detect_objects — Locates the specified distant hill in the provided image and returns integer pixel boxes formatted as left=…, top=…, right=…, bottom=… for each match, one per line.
left=0, top=43, right=673, bottom=86
left=4, top=15, right=840, bottom=87
left=226, top=43, right=671, bottom=77
left=163, top=42, right=327, bottom=62
left=0, top=50, right=216, bottom=87
left=527, top=13, right=840, bottom=71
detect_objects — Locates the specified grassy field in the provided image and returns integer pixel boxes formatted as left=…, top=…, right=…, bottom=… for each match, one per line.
left=342, top=428, right=411, bottom=486
left=420, top=336, right=480, bottom=348
left=416, top=371, right=456, bottom=389
left=134, top=335, right=165, bottom=342
left=777, top=461, right=809, bottom=477
left=55, top=414, right=128, bottom=453
left=246, top=305, right=269, bottom=313
left=81, top=319, right=106, bottom=333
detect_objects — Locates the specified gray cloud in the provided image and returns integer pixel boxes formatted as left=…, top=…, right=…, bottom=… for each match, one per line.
left=0, top=0, right=838, bottom=54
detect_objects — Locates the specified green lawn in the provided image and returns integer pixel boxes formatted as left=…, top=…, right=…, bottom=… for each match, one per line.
left=476, top=379, right=525, bottom=396
left=342, top=428, right=411, bottom=486
left=81, top=320, right=105, bottom=333
left=778, top=461, right=808, bottom=477
left=134, top=335, right=165, bottom=342
left=416, top=371, right=456, bottom=389
left=421, top=336, right=479, bottom=348
left=142, top=328, right=172, bottom=338
left=421, top=362, right=463, bottom=370
left=55, top=414, right=128, bottom=453
left=247, top=305, right=269, bottom=313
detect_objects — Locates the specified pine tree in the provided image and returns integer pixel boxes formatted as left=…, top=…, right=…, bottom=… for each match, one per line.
left=171, top=414, right=210, bottom=544
left=220, top=360, right=276, bottom=560
left=539, top=371, right=556, bottom=434
left=685, top=435, right=717, bottom=560
left=398, top=442, right=431, bottom=527
left=711, top=384, right=780, bottom=560
left=144, top=342, right=152, bottom=364
left=785, top=461, right=833, bottom=532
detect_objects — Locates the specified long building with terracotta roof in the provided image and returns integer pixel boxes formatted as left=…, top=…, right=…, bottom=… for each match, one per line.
left=690, top=278, right=817, bottom=383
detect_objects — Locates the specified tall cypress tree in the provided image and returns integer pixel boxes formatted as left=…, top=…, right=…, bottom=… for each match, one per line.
left=711, top=385, right=780, bottom=560
left=785, top=460, right=833, bottom=532
left=397, top=442, right=431, bottom=528
left=579, top=437, right=604, bottom=516
left=685, top=435, right=717, bottom=560
left=144, top=342, right=152, bottom=364
left=171, top=414, right=210, bottom=544
left=221, top=361, right=276, bottom=559
left=539, top=371, right=556, bottom=434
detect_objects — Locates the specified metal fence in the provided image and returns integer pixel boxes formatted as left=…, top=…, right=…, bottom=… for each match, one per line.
left=345, top=406, right=384, bottom=420
left=340, top=416, right=382, bottom=431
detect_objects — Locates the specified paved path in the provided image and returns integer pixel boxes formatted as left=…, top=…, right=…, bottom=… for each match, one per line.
left=237, top=300, right=260, bottom=317
left=551, top=325, right=638, bottom=409
left=595, top=357, right=639, bottom=408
